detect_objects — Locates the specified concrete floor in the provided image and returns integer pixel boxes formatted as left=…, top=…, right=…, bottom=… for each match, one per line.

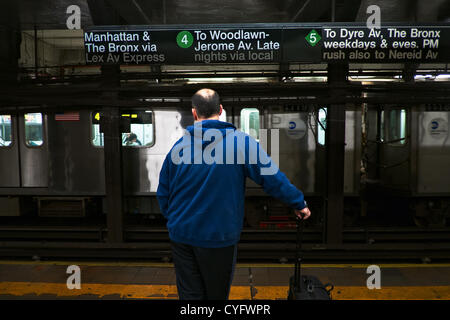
left=1, top=260, right=450, bottom=299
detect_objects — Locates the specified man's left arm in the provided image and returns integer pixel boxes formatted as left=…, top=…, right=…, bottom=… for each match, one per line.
left=244, top=138, right=310, bottom=218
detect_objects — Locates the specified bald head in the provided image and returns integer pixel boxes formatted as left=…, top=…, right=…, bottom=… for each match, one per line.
left=191, top=88, right=221, bottom=119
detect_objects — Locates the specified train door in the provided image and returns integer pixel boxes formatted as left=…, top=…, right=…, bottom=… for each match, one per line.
left=379, top=106, right=409, bottom=190
left=0, top=114, right=20, bottom=187
left=120, top=109, right=156, bottom=194
left=121, top=107, right=192, bottom=217
left=364, top=105, right=409, bottom=189
left=362, top=105, right=411, bottom=225
left=18, top=112, right=48, bottom=187
left=120, top=107, right=196, bottom=195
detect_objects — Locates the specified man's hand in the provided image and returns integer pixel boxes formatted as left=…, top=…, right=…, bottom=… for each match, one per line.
left=295, top=207, right=311, bottom=220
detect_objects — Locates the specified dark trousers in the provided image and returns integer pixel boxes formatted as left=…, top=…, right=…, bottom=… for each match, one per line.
left=171, top=241, right=237, bottom=300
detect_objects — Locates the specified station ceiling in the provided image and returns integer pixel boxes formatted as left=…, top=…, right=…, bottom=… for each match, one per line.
left=16, top=0, right=450, bottom=29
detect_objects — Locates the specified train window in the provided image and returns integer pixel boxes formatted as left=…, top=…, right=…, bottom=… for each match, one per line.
left=0, top=115, right=12, bottom=147
left=317, top=108, right=327, bottom=145
left=24, top=113, right=44, bottom=147
left=240, top=108, right=259, bottom=140
left=383, top=109, right=407, bottom=145
left=122, top=111, right=154, bottom=147
left=91, top=110, right=154, bottom=147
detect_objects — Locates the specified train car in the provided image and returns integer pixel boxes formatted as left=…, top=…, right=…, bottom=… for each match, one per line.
left=1, top=101, right=448, bottom=233
left=0, top=104, right=362, bottom=228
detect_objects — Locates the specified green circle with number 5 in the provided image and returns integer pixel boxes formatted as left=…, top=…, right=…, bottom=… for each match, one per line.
left=176, top=31, right=194, bottom=48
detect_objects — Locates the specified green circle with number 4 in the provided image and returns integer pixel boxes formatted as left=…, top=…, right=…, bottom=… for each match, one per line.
left=176, top=31, right=194, bottom=48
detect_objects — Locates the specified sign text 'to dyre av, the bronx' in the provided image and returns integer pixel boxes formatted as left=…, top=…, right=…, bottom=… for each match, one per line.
left=83, top=24, right=450, bottom=65
left=321, top=26, right=447, bottom=61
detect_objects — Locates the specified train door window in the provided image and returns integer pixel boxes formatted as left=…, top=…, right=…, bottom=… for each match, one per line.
left=384, top=109, right=407, bottom=145
left=317, top=108, right=327, bottom=145
left=122, top=111, right=154, bottom=147
left=0, top=115, right=12, bottom=147
left=91, top=110, right=154, bottom=147
left=24, top=113, right=44, bottom=147
left=240, top=108, right=259, bottom=141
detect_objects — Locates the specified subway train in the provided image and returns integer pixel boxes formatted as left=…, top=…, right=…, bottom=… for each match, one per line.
left=0, top=103, right=449, bottom=230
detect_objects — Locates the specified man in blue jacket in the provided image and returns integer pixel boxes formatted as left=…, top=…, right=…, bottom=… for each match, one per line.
left=157, top=88, right=311, bottom=300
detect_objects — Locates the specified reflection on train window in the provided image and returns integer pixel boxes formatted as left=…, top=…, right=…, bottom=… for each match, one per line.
left=240, top=108, right=259, bottom=140
left=219, top=109, right=227, bottom=122
left=0, top=115, right=12, bottom=147
left=91, top=110, right=154, bottom=147
left=383, top=109, right=407, bottom=145
left=24, top=113, right=44, bottom=147
left=317, top=108, right=327, bottom=145
left=122, top=111, right=153, bottom=147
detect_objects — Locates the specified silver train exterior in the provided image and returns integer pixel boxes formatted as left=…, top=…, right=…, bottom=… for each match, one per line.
left=0, top=105, right=448, bottom=226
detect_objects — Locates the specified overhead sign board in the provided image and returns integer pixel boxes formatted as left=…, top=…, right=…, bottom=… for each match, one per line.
left=83, top=24, right=450, bottom=65
left=321, top=26, right=447, bottom=62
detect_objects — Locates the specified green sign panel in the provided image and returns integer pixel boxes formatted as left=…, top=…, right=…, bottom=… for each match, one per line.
left=84, top=23, right=450, bottom=64
left=176, top=31, right=194, bottom=48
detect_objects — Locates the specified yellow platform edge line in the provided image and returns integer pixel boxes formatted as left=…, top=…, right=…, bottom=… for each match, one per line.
left=2, top=260, right=450, bottom=269
left=0, top=282, right=450, bottom=300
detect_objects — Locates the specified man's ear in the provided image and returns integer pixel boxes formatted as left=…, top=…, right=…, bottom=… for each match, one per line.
left=192, top=108, right=198, bottom=121
left=219, top=104, right=223, bottom=116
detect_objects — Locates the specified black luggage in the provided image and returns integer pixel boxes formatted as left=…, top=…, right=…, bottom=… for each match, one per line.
left=288, top=215, right=333, bottom=300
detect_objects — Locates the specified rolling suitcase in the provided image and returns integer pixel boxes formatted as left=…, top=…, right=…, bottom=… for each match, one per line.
left=288, top=215, right=333, bottom=300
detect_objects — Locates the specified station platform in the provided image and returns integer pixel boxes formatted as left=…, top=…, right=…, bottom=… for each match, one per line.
left=0, top=260, right=450, bottom=299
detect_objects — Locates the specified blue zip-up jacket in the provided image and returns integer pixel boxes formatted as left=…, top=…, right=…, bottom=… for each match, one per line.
left=156, top=120, right=306, bottom=248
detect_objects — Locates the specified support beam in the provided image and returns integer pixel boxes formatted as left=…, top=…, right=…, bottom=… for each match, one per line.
left=325, top=63, right=348, bottom=244
left=101, top=66, right=124, bottom=243
left=103, top=105, right=124, bottom=243
left=403, top=63, right=418, bottom=83
left=87, top=0, right=125, bottom=243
